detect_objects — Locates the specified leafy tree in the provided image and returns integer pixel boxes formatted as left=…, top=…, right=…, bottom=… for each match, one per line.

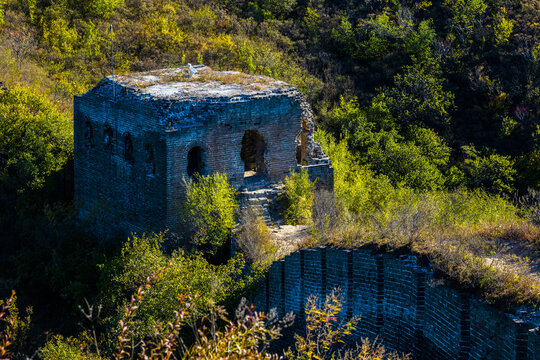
left=444, top=0, right=487, bottom=41
left=368, top=136, right=447, bottom=190
left=315, top=130, right=394, bottom=216
left=406, top=126, right=451, bottom=168
left=493, top=8, right=514, bottom=45
left=375, top=59, right=455, bottom=129
left=325, top=98, right=451, bottom=191
left=282, top=168, right=315, bottom=225
left=462, top=145, right=516, bottom=194
left=0, top=0, right=6, bottom=29
left=61, top=0, right=124, bottom=18
left=303, top=7, right=321, bottom=35
left=405, top=20, right=437, bottom=63
left=141, top=3, right=186, bottom=51
left=331, top=16, right=357, bottom=57
left=182, top=173, right=237, bottom=255
left=357, top=9, right=402, bottom=60
left=99, top=233, right=254, bottom=339
left=39, top=6, right=79, bottom=58
left=516, top=149, right=540, bottom=190
left=0, top=86, right=72, bottom=211
left=248, top=0, right=297, bottom=20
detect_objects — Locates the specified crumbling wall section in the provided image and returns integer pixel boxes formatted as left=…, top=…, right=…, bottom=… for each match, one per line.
left=253, top=248, right=540, bottom=360
left=75, top=74, right=334, bottom=237
left=296, top=96, right=334, bottom=192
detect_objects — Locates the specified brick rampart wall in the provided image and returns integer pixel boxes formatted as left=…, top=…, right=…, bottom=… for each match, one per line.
left=252, top=248, right=540, bottom=360
left=74, top=96, right=168, bottom=238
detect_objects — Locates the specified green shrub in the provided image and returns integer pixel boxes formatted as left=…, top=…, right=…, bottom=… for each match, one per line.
left=236, top=208, right=277, bottom=268
left=315, top=129, right=395, bottom=216
left=40, top=335, right=100, bottom=360
left=182, top=173, right=237, bottom=255
left=0, top=86, right=72, bottom=195
left=462, top=145, right=516, bottom=194
left=99, top=233, right=255, bottom=339
left=288, top=289, right=409, bottom=360
left=443, top=0, right=487, bottom=40
left=0, top=0, right=6, bottom=29
left=0, top=291, right=32, bottom=357
left=282, top=169, right=315, bottom=225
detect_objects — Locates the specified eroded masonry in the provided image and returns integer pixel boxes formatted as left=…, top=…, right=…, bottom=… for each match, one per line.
left=74, top=66, right=333, bottom=237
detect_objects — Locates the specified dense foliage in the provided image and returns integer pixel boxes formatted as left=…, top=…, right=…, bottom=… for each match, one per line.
left=181, top=173, right=237, bottom=255
left=282, top=169, right=315, bottom=225
left=0, top=86, right=72, bottom=217
left=98, top=233, right=257, bottom=341
left=1, top=0, right=540, bottom=356
left=2, top=0, right=540, bottom=193
left=3, top=282, right=405, bottom=360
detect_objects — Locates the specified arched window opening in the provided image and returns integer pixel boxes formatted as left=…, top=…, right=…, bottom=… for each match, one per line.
left=187, top=146, right=207, bottom=178
left=84, top=121, right=94, bottom=148
left=103, top=125, right=113, bottom=153
left=123, top=132, right=134, bottom=165
left=241, top=130, right=267, bottom=178
left=145, top=143, right=156, bottom=176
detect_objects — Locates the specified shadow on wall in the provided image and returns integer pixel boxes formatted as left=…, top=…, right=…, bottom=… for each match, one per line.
left=250, top=247, right=540, bottom=360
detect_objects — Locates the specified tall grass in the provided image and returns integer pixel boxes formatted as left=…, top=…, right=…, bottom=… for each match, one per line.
left=313, top=130, right=540, bottom=308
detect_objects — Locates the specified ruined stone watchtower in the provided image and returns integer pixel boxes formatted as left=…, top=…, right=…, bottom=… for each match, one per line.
left=74, top=66, right=333, bottom=237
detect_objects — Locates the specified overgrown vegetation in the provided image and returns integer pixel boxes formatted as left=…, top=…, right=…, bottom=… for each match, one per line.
left=2, top=280, right=406, bottom=360
left=236, top=208, right=277, bottom=268
left=1, top=0, right=540, bottom=355
left=282, top=169, right=315, bottom=226
left=313, top=130, right=540, bottom=308
left=181, top=173, right=237, bottom=256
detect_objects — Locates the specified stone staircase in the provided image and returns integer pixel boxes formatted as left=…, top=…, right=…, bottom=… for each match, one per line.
left=237, top=179, right=284, bottom=227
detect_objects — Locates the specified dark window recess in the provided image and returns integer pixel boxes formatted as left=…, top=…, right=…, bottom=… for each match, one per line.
left=123, top=133, right=134, bottom=165
left=241, top=130, right=267, bottom=177
left=187, top=146, right=207, bottom=178
left=84, top=121, right=94, bottom=148
left=145, top=143, right=156, bottom=176
left=103, top=125, right=114, bottom=153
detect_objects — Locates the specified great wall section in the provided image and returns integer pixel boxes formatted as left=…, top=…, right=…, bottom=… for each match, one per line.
left=250, top=247, right=540, bottom=360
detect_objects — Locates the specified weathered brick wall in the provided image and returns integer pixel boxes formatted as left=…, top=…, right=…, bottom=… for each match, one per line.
left=256, top=247, right=540, bottom=360
left=469, top=302, right=528, bottom=360
left=381, top=255, right=420, bottom=354
left=74, top=96, right=168, bottom=238
left=529, top=328, right=540, bottom=360
left=165, top=95, right=301, bottom=231
left=325, top=248, right=349, bottom=321
left=421, top=283, right=467, bottom=359
left=74, top=80, right=336, bottom=236
left=350, top=248, right=380, bottom=340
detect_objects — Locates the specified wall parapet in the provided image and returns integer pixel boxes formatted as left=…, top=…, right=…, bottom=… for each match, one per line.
left=251, top=247, right=540, bottom=360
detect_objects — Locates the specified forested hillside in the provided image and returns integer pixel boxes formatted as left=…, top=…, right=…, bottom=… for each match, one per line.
left=2, top=0, right=540, bottom=193
left=1, top=0, right=540, bottom=358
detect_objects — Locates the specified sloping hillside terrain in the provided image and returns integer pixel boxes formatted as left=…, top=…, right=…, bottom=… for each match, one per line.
left=0, top=0, right=540, bottom=358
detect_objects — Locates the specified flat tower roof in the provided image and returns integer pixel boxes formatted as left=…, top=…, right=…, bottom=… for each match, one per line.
left=97, top=65, right=297, bottom=101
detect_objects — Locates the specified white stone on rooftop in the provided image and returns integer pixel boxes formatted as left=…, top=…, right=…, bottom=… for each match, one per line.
left=107, top=66, right=295, bottom=100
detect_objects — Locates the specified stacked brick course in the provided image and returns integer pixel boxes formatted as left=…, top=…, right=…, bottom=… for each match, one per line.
left=254, top=248, right=540, bottom=359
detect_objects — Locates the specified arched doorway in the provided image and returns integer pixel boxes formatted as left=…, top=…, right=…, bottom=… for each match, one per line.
left=187, top=146, right=207, bottom=178
left=241, top=130, right=267, bottom=178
